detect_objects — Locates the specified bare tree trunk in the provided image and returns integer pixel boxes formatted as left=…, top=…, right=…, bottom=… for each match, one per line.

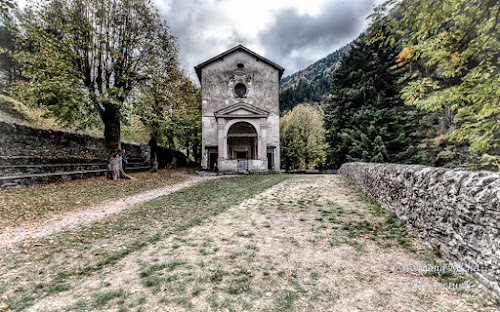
left=107, top=148, right=134, bottom=180
left=108, top=149, right=121, bottom=180
left=149, top=137, right=158, bottom=172
left=103, top=111, right=133, bottom=180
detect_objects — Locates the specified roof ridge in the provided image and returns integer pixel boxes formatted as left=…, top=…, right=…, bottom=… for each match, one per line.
left=194, top=45, right=285, bottom=83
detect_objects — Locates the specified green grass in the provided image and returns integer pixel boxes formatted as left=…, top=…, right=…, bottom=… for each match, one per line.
left=226, top=276, right=252, bottom=295
left=341, top=220, right=373, bottom=237
left=347, top=240, right=366, bottom=257
left=0, top=169, right=187, bottom=227
left=48, top=289, right=129, bottom=312
left=139, top=259, right=188, bottom=279
left=0, top=174, right=290, bottom=311
left=343, top=179, right=385, bottom=216
left=46, top=282, right=72, bottom=295
left=336, top=178, right=415, bottom=249
left=236, top=231, right=255, bottom=238
left=273, top=289, right=299, bottom=311
left=92, top=289, right=128, bottom=306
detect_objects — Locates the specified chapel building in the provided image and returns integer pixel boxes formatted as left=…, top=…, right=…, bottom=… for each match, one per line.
left=195, top=45, right=284, bottom=173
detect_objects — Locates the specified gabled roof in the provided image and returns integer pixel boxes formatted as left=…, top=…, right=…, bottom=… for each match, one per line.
left=194, top=45, right=285, bottom=83
left=214, top=102, right=269, bottom=118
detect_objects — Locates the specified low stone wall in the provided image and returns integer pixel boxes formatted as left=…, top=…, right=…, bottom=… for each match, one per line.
left=339, top=162, right=500, bottom=297
left=0, top=122, right=185, bottom=189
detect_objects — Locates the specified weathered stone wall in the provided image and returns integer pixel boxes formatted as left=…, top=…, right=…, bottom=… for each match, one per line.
left=339, top=162, right=500, bottom=296
left=0, top=122, right=185, bottom=189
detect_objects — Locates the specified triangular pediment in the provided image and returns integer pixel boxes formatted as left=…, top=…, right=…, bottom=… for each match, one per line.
left=215, top=103, right=269, bottom=118
left=194, top=45, right=285, bottom=82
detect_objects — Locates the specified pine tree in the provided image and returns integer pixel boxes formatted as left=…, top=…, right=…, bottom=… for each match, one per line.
left=324, top=38, right=423, bottom=168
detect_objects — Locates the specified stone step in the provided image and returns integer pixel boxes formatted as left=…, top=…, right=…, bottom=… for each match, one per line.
left=0, top=169, right=106, bottom=181
left=0, top=156, right=106, bottom=166
left=126, top=166, right=151, bottom=172
left=0, top=164, right=151, bottom=189
left=0, top=169, right=107, bottom=189
left=0, top=163, right=105, bottom=176
left=0, top=156, right=146, bottom=166
left=0, top=161, right=149, bottom=176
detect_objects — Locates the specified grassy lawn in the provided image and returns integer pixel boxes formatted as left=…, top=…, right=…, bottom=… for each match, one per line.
left=0, top=169, right=189, bottom=227
left=0, top=174, right=291, bottom=311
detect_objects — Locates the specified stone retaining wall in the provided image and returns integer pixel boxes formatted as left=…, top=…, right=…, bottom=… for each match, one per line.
left=339, top=162, right=500, bottom=297
left=0, top=122, right=186, bottom=189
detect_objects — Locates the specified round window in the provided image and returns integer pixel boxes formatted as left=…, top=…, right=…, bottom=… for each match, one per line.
left=234, top=83, right=247, bottom=97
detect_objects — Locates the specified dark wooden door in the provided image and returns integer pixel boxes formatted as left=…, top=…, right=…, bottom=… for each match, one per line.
left=267, top=152, right=273, bottom=170
left=209, top=152, right=218, bottom=171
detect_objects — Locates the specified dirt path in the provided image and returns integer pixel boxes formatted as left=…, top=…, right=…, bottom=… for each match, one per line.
left=27, top=175, right=498, bottom=312
left=0, top=175, right=219, bottom=248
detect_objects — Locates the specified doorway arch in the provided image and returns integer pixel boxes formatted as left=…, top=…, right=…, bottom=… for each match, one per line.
left=227, top=122, right=258, bottom=159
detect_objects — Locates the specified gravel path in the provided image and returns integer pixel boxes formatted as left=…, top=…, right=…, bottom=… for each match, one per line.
left=27, top=175, right=498, bottom=312
left=0, top=175, right=219, bottom=248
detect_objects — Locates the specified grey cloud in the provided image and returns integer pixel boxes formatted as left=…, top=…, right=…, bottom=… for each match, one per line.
left=161, top=0, right=239, bottom=81
left=259, top=0, right=375, bottom=75
left=159, top=0, right=378, bottom=81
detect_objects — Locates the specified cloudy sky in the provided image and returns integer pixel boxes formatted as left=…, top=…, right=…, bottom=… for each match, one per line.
left=16, top=0, right=384, bottom=81
left=155, top=0, right=385, bottom=81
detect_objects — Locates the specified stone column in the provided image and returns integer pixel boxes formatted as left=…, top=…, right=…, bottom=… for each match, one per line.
left=217, top=118, right=226, bottom=161
left=260, top=118, right=268, bottom=169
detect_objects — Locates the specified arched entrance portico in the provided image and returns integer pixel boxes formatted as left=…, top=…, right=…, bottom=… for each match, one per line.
left=211, top=103, right=273, bottom=173
left=227, top=122, right=258, bottom=160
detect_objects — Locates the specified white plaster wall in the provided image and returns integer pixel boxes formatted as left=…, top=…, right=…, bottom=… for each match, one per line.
left=201, top=116, right=218, bottom=169
left=218, top=159, right=238, bottom=171
left=266, top=114, right=280, bottom=145
left=266, top=114, right=280, bottom=171
left=202, top=116, right=218, bottom=146
left=248, top=159, right=266, bottom=171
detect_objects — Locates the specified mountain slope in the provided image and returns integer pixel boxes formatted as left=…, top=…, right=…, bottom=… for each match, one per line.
left=278, top=40, right=355, bottom=113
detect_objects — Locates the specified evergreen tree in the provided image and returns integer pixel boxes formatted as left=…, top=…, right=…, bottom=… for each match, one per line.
left=324, top=38, right=423, bottom=168
left=0, top=9, right=19, bottom=87
left=371, top=0, right=500, bottom=170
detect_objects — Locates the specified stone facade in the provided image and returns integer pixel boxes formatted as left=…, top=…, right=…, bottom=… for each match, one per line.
left=195, top=45, right=284, bottom=173
left=340, top=162, right=500, bottom=297
left=0, top=122, right=185, bottom=189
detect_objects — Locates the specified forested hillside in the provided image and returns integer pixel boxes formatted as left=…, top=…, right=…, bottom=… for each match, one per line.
left=279, top=0, right=500, bottom=172
left=278, top=42, right=352, bottom=113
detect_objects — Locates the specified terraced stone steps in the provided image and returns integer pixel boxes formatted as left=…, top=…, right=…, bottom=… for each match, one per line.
left=0, top=156, right=150, bottom=189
